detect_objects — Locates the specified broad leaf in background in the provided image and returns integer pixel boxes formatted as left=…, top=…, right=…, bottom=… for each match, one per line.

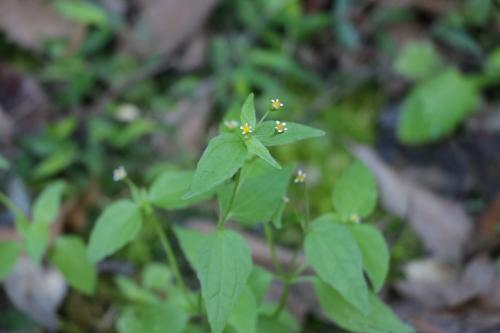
left=397, top=69, right=479, bottom=144
left=32, top=181, right=65, bottom=225
left=174, top=227, right=208, bottom=272
left=184, top=134, right=247, bottom=199
left=115, top=276, right=157, bottom=304
left=246, top=137, right=281, bottom=169
left=141, top=263, right=173, bottom=292
left=240, top=93, right=256, bottom=128
left=0, top=241, right=21, bottom=281
left=255, top=121, right=325, bottom=146
left=24, top=223, right=50, bottom=264
left=116, top=302, right=188, bottom=333
left=87, top=200, right=142, bottom=262
left=54, top=0, right=108, bottom=26
left=149, top=170, right=213, bottom=209
left=332, top=160, right=377, bottom=220
left=49, top=236, right=96, bottom=294
left=258, top=303, right=300, bottom=333
left=349, top=224, right=389, bottom=292
left=305, top=215, right=370, bottom=314
left=395, top=41, right=443, bottom=80
left=197, top=229, right=252, bottom=333
left=218, top=159, right=294, bottom=225
left=228, top=287, right=258, bottom=333
left=313, top=279, right=414, bottom=333
left=247, top=266, right=273, bottom=304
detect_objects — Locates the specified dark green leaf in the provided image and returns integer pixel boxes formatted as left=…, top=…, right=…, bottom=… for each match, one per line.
left=0, top=241, right=20, bottom=281
left=87, top=200, right=142, bottom=262
left=49, top=236, right=96, bottom=294
left=255, top=121, right=324, bottom=146
left=184, top=134, right=247, bottom=199
left=305, top=215, right=370, bottom=314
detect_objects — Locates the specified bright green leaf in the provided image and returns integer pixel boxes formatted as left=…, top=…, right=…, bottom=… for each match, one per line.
left=115, top=276, right=157, bottom=303
left=257, top=303, right=299, bottom=333
left=24, top=222, right=50, bottom=263
left=246, top=137, right=281, bottom=169
left=149, top=170, right=214, bottom=209
left=397, top=69, right=479, bottom=144
left=305, top=215, right=370, bottom=314
left=87, top=200, right=142, bottom=262
left=228, top=287, right=258, bottom=333
left=49, top=236, right=96, bottom=294
left=0, top=241, right=20, bottom=281
left=247, top=266, right=273, bottom=304
left=349, top=224, right=389, bottom=292
left=218, top=159, right=294, bottom=225
left=197, top=229, right=253, bottom=333
left=255, top=121, right=325, bottom=146
left=54, top=0, right=108, bottom=26
left=174, top=227, right=208, bottom=272
left=0, top=193, right=29, bottom=236
left=332, top=160, right=377, bottom=219
left=141, top=263, right=173, bottom=292
left=313, top=278, right=414, bottom=333
left=116, top=302, right=188, bottom=333
left=240, top=93, right=256, bottom=128
left=395, top=41, right=443, bottom=80
left=33, top=181, right=65, bottom=225
left=184, top=134, right=247, bottom=199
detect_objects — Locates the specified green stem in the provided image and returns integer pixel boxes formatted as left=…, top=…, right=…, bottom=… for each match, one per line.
left=272, top=280, right=290, bottom=318
left=264, top=223, right=284, bottom=276
left=303, top=183, right=310, bottom=228
left=258, top=110, right=271, bottom=126
left=217, top=170, right=241, bottom=227
left=146, top=211, right=194, bottom=309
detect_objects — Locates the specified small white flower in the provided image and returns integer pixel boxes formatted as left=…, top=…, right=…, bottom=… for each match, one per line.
left=350, top=213, right=361, bottom=224
left=116, top=104, right=140, bottom=122
left=294, top=169, right=307, bottom=183
left=113, top=166, right=127, bottom=182
left=271, top=98, right=284, bottom=110
left=224, top=120, right=239, bottom=130
left=275, top=121, right=287, bottom=133
left=240, top=122, right=253, bottom=135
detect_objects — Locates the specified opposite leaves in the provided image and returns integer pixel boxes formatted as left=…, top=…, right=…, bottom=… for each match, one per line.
left=184, top=134, right=247, bottom=199
left=255, top=121, right=325, bottom=146
left=87, top=200, right=142, bottom=262
left=197, top=229, right=253, bottom=333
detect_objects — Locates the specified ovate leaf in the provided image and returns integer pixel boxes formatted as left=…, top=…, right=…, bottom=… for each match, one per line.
left=395, top=41, right=443, bottom=80
left=0, top=241, right=21, bottom=281
left=305, top=215, right=370, bottom=314
left=349, top=224, right=389, bottom=292
left=246, top=137, right=281, bottom=169
left=174, top=226, right=208, bottom=272
left=314, top=279, right=414, bottom=333
left=87, top=200, right=142, bottom=262
left=33, top=181, right=65, bottom=225
left=247, top=266, right=273, bottom=304
left=184, top=134, right=247, bottom=199
left=255, top=121, right=325, bottom=146
left=332, top=160, right=377, bottom=219
left=228, top=287, right=258, bottom=333
left=49, top=236, right=97, bottom=294
left=397, top=69, right=479, bottom=144
left=240, top=93, right=256, bottom=128
left=24, top=222, right=50, bottom=263
left=197, top=229, right=253, bottom=333
left=116, top=303, right=188, bottom=333
left=149, top=170, right=213, bottom=209
left=141, top=263, right=173, bottom=292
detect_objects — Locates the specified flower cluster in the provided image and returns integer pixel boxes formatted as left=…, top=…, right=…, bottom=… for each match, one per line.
left=240, top=123, right=253, bottom=135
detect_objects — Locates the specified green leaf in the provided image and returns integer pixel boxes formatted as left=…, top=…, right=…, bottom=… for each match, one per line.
left=271, top=198, right=286, bottom=229
left=116, top=303, right=188, bottom=333
left=349, top=224, right=389, bottom=292
left=49, top=236, right=97, bottom=294
left=33, top=181, right=65, bottom=225
left=240, top=93, right=256, bottom=128
left=0, top=154, right=9, bottom=170
left=247, top=266, right=273, bottom=304
left=174, top=227, right=208, bottom=272
left=397, top=69, right=479, bottom=144
left=257, top=303, right=300, bottom=333
left=33, top=147, right=78, bottom=180
left=246, top=137, right=281, bottom=169
left=141, top=263, right=173, bottom=292
left=197, top=229, right=253, bottom=333
left=184, top=134, right=247, bottom=199
left=228, top=287, right=258, bottom=333
left=255, top=121, right=325, bottom=146
left=218, top=159, right=294, bottom=225
left=0, top=241, right=20, bottom=281
left=466, top=0, right=492, bottom=25
left=395, top=41, right=443, bottom=80
left=115, top=276, right=157, bottom=303
left=87, top=200, right=142, bottom=262
left=54, top=0, right=108, bottom=26
left=24, top=222, right=50, bottom=263
left=305, top=215, right=370, bottom=314
left=332, top=160, right=377, bottom=220
left=149, top=170, right=214, bottom=209
left=313, top=279, right=414, bottom=333
left=0, top=193, right=29, bottom=236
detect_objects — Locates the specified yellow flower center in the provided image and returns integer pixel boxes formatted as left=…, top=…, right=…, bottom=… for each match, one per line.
left=240, top=123, right=253, bottom=135
left=275, top=121, right=287, bottom=133
left=271, top=99, right=284, bottom=110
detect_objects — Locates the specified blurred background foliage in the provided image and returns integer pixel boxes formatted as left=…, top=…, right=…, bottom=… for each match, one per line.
left=0, top=0, right=499, bottom=331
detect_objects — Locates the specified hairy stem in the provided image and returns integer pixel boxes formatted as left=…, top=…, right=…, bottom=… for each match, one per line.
left=264, top=223, right=284, bottom=276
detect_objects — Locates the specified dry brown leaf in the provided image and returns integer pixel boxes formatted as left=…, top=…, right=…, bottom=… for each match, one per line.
left=0, top=0, right=83, bottom=50
left=351, top=145, right=473, bottom=262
